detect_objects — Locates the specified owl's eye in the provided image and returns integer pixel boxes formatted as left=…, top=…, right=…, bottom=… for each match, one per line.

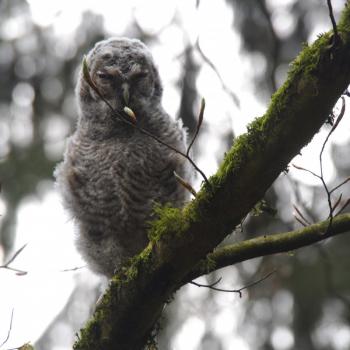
left=130, top=70, right=148, bottom=82
left=96, top=71, right=113, bottom=80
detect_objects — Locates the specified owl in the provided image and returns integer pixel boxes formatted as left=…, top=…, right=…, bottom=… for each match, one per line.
left=55, top=37, right=191, bottom=277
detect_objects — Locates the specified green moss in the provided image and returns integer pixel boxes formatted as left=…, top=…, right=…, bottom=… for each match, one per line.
left=125, top=243, right=153, bottom=280
left=74, top=315, right=103, bottom=349
left=195, top=254, right=217, bottom=275
left=337, top=1, right=350, bottom=34
left=148, top=205, right=190, bottom=242
left=210, top=34, right=335, bottom=192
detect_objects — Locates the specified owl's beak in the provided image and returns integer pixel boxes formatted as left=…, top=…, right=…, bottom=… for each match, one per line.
left=121, top=83, right=130, bottom=106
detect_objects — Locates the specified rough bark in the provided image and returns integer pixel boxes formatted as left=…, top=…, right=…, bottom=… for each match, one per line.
left=74, top=3, right=350, bottom=349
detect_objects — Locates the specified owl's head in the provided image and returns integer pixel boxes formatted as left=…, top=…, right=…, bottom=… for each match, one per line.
left=77, top=37, right=163, bottom=120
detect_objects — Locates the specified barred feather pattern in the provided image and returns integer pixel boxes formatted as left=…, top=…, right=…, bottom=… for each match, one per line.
left=55, top=38, right=191, bottom=277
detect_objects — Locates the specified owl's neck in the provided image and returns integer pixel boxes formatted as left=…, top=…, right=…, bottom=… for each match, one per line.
left=77, top=102, right=167, bottom=141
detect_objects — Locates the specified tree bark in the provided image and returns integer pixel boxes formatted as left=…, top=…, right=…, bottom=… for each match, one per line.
left=74, top=3, right=350, bottom=349
left=185, top=213, right=350, bottom=283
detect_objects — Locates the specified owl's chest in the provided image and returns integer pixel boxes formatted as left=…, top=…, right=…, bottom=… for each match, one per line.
left=72, top=136, right=173, bottom=200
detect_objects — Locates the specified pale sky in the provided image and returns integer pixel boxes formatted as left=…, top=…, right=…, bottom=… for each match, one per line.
left=1, top=0, right=349, bottom=349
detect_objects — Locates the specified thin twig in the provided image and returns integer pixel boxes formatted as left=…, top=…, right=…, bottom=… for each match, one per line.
left=330, top=176, right=350, bottom=194
left=190, top=277, right=222, bottom=288
left=190, top=270, right=276, bottom=298
left=0, top=244, right=28, bottom=275
left=0, top=309, right=14, bottom=348
left=292, top=97, right=347, bottom=234
left=334, top=198, right=350, bottom=217
left=293, top=204, right=312, bottom=225
left=332, top=193, right=343, bottom=213
left=61, top=265, right=86, bottom=272
left=195, top=40, right=240, bottom=107
left=186, top=98, right=205, bottom=156
left=320, top=97, right=346, bottom=232
left=292, top=164, right=321, bottom=180
left=326, top=0, right=339, bottom=38
left=82, top=58, right=211, bottom=187
left=287, top=175, right=318, bottom=223
left=294, top=215, right=307, bottom=227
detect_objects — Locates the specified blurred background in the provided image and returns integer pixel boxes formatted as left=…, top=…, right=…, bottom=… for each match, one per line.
left=1, top=0, right=350, bottom=349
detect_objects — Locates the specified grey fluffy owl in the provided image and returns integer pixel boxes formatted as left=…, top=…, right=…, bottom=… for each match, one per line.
left=55, top=37, right=191, bottom=277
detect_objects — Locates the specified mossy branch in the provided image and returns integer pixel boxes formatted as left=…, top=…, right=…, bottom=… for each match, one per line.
left=74, top=3, right=350, bottom=349
left=185, top=213, right=350, bottom=283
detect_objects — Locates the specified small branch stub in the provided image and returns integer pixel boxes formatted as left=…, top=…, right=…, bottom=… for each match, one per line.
left=123, top=106, right=137, bottom=123
left=174, top=171, right=197, bottom=197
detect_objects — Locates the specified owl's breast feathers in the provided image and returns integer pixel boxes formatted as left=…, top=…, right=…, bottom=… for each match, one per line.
left=60, top=126, right=188, bottom=234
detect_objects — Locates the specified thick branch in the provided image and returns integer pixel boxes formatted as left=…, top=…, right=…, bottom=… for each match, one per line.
left=186, top=213, right=350, bottom=282
left=74, top=3, right=350, bottom=350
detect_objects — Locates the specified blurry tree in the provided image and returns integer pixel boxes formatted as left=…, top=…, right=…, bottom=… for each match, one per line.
left=0, top=0, right=105, bottom=253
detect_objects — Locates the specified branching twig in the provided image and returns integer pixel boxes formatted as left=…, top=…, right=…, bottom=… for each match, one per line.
left=82, top=57, right=211, bottom=187
left=190, top=270, right=275, bottom=298
left=293, top=204, right=312, bottom=226
left=292, top=97, right=348, bottom=233
left=0, top=244, right=28, bottom=276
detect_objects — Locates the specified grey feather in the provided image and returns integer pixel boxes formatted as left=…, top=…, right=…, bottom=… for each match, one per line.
left=55, top=37, right=191, bottom=277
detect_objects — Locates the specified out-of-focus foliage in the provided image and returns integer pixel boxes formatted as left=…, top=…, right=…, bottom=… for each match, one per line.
left=1, top=0, right=350, bottom=349
left=0, top=0, right=104, bottom=252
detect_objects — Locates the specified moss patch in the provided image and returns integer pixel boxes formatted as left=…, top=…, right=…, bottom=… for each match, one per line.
left=148, top=205, right=189, bottom=242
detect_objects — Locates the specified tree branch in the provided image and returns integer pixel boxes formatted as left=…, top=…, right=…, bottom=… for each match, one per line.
left=74, top=3, right=350, bottom=349
left=186, top=213, right=350, bottom=282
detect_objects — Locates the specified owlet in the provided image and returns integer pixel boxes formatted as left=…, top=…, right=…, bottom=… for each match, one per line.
left=55, top=37, right=191, bottom=277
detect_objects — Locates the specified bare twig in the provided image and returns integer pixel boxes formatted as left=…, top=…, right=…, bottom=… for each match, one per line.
left=294, top=215, right=307, bottom=227
left=287, top=175, right=318, bottom=223
left=82, top=57, right=211, bottom=187
left=190, top=270, right=276, bottom=298
left=320, top=97, right=346, bottom=231
left=334, top=198, right=350, bottom=217
left=332, top=193, right=343, bottom=212
left=292, top=164, right=321, bottom=180
left=190, top=276, right=222, bottom=288
left=195, top=40, right=240, bottom=107
left=330, top=176, right=350, bottom=194
left=0, top=244, right=28, bottom=275
left=293, top=204, right=312, bottom=225
left=292, top=97, right=347, bottom=234
left=0, top=309, right=14, bottom=348
left=61, top=265, right=86, bottom=272
left=186, top=98, right=205, bottom=156
left=326, top=0, right=339, bottom=39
